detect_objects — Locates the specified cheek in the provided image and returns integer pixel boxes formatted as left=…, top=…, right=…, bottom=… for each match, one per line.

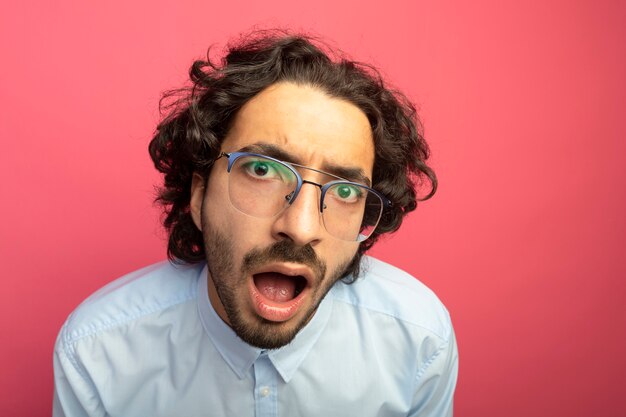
left=230, top=218, right=274, bottom=257
left=322, top=240, right=359, bottom=271
left=203, top=196, right=274, bottom=255
left=203, top=174, right=246, bottom=235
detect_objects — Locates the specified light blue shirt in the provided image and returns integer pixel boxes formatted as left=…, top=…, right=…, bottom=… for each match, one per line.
left=53, top=257, right=458, bottom=416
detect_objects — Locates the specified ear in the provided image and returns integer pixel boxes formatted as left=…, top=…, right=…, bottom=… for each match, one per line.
left=190, top=173, right=206, bottom=231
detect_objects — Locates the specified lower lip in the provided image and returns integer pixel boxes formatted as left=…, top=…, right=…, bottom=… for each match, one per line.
left=248, top=278, right=309, bottom=322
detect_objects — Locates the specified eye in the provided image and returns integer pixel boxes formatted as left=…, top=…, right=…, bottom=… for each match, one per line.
left=243, top=160, right=282, bottom=180
left=251, top=161, right=269, bottom=176
left=331, top=184, right=363, bottom=203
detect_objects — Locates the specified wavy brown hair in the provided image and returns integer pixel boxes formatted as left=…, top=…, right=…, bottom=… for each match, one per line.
left=149, top=31, right=437, bottom=280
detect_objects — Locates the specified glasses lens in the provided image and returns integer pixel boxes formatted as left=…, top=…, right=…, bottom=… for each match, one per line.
left=227, top=154, right=384, bottom=242
left=228, top=155, right=297, bottom=218
left=321, top=182, right=383, bottom=242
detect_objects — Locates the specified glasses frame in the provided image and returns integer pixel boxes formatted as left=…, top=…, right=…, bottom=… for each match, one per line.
left=218, top=151, right=392, bottom=241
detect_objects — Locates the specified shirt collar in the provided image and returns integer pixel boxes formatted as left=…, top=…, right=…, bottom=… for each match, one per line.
left=196, top=264, right=333, bottom=383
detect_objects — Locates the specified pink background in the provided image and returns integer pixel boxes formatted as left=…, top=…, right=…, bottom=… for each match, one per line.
left=1, top=1, right=625, bottom=415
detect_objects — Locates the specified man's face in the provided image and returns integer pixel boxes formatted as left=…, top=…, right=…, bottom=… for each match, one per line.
left=190, top=82, right=375, bottom=349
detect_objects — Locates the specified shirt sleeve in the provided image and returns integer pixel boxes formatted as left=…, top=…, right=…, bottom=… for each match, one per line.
left=409, top=327, right=459, bottom=417
left=52, top=325, right=105, bottom=417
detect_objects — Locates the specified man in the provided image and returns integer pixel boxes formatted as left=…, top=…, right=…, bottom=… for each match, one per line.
left=53, top=32, right=458, bottom=416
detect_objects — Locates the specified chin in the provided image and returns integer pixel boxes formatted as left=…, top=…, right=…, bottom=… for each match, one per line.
left=229, top=311, right=308, bottom=349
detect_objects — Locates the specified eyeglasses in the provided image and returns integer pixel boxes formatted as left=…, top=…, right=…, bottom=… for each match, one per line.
left=217, top=151, right=391, bottom=242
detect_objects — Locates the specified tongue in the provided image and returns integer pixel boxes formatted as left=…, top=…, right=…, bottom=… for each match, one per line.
left=254, top=272, right=297, bottom=302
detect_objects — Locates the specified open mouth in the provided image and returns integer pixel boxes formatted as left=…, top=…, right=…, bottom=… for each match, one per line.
left=248, top=265, right=314, bottom=322
left=253, top=272, right=307, bottom=302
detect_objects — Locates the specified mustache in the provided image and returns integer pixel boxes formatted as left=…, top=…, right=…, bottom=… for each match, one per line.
left=242, top=240, right=327, bottom=280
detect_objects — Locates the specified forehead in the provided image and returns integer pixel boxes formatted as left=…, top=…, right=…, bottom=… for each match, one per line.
left=222, top=82, right=375, bottom=177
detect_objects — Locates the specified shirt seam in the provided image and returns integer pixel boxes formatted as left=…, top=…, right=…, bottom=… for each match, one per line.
left=331, top=296, right=451, bottom=342
left=59, top=321, right=101, bottom=401
left=64, top=293, right=195, bottom=345
left=55, top=276, right=198, bottom=409
left=414, top=340, right=449, bottom=385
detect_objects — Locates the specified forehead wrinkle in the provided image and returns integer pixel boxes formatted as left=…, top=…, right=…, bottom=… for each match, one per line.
left=319, top=161, right=371, bottom=186
left=235, top=142, right=302, bottom=164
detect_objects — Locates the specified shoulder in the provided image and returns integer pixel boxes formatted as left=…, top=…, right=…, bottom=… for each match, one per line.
left=57, top=261, right=204, bottom=345
left=330, top=256, right=452, bottom=342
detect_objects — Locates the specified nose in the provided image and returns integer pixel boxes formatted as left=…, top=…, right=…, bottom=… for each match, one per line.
left=270, top=182, right=324, bottom=247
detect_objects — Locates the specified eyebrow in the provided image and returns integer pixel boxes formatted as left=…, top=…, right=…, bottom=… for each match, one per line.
left=235, top=142, right=372, bottom=186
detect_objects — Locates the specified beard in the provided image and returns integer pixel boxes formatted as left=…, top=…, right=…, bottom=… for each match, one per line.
left=201, top=211, right=356, bottom=350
